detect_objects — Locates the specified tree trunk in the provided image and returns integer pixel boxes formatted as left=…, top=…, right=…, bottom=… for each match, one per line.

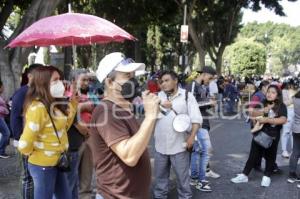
left=0, top=0, right=63, bottom=98
left=198, top=49, right=206, bottom=69
left=213, top=46, right=226, bottom=75
left=188, top=20, right=206, bottom=70
left=215, top=54, right=223, bottom=75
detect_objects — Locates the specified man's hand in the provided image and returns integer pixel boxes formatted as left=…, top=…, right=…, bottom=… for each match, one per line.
left=209, top=99, right=217, bottom=106
left=142, top=90, right=160, bottom=120
left=186, top=135, right=195, bottom=150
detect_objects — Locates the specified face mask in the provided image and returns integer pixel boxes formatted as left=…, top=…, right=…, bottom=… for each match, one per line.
left=50, top=80, right=65, bottom=98
left=117, top=78, right=141, bottom=101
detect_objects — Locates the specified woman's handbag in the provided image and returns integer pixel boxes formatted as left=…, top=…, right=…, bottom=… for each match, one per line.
left=45, top=106, right=71, bottom=172
left=253, top=131, right=274, bottom=149
left=56, top=151, right=71, bottom=172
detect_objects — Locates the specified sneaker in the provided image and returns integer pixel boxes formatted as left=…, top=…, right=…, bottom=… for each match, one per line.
left=231, top=174, right=248, bottom=183
left=282, top=151, right=290, bottom=158
left=190, top=178, right=199, bottom=186
left=287, top=173, right=300, bottom=183
left=261, top=176, right=271, bottom=187
left=195, top=181, right=212, bottom=192
left=0, top=153, right=10, bottom=159
left=206, top=170, right=221, bottom=179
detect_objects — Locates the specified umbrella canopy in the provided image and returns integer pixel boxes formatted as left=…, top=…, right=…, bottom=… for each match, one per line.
left=8, top=13, right=135, bottom=48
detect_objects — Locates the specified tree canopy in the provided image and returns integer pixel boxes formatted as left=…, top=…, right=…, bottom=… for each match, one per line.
left=0, top=0, right=299, bottom=97
left=227, top=38, right=266, bottom=77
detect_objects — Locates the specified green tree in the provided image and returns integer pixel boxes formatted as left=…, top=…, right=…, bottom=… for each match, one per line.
left=229, top=39, right=266, bottom=77
left=68, top=0, right=180, bottom=71
left=183, top=0, right=298, bottom=74
left=0, top=0, right=63, bottom=97
left=240, top=22, right=300, bottom=74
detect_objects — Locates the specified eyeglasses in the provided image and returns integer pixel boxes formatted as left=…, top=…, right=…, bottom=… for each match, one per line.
left=118, top=58, right=135, bottom=66
left=106, top=58, right=135, bottom=79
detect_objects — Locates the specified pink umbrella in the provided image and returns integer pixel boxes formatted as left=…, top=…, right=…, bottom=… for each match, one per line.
left=8, top=13, right=135, bottom=48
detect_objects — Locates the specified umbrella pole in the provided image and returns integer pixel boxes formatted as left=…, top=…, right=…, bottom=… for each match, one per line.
left=72, top=44, right=77, bottom=68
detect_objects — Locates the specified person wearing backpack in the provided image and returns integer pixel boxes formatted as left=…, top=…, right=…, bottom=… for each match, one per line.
left=153, top=70, right=202, bottom=198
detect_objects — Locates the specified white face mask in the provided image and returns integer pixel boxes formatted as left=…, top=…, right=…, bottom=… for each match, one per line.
left=50, top=80, right=65, bottom=98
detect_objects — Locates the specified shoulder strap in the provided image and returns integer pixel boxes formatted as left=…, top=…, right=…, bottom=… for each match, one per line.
left=185, top=89, right=189, bottom=102
left=185, top=89, right=189, bottom=110
left=191, top=81, right=195, bottom=94
left=41, top=102, right=61, bottom=144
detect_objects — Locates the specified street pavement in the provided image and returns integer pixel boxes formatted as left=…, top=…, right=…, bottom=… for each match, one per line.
left=1, top=118, right=300, bottom=199
left=163, top=118, right=300, bottom=199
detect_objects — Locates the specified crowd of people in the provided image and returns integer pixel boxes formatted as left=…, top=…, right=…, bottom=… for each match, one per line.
left=0, top=51, right=300, bottom=198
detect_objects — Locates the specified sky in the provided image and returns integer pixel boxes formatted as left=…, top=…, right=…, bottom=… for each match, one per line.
left=242, top=0, right=300, bottom=27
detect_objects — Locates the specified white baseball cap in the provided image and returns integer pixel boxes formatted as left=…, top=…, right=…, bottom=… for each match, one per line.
left=96, top=52, right=145, bottom=82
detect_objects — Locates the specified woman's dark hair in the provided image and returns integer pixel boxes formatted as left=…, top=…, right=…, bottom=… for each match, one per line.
left=24, top=65, right=68, bottom=116
left=263, top=84, right=283, bottom=115
left=0, top=80, right=3, bottom=87
left=21, top=63, right=44, bottom=86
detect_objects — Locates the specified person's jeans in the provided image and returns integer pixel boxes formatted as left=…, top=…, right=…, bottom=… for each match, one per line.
left=281, top=107, right=294, bottom=152
left=21, top=155, right=34, bottom=199
left=28, top=163, right=71, bottom=199
left=224, top=99, right=236, bottom=114
left=66, top=151, right=80, bottom=199
left=289, top=133, right=300, bottom=173
left=154, top=151, right=192, bottom=199
left=190, top=128, right=210, bottom=181
left=0, top=117, right=10, bottom=154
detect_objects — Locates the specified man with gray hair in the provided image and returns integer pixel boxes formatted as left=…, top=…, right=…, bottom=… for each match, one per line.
left=88, top=52, right=160, bottom=198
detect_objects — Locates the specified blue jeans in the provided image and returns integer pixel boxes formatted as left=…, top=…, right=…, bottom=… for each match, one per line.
left=190, top=128, right=210, bottom=181
left=21, top=155, right=34, bottom=199
left=67, top=151, right=80, bottom=199
left=0, top=117, right=10, bottom=154
left=28, top=163, right=71, bottom=199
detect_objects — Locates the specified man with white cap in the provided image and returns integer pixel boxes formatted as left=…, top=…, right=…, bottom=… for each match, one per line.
left=88, top=52, right=160, bottom=199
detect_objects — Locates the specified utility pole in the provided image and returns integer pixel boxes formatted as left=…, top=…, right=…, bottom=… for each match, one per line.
left=180, top=0, right=188, bottom=73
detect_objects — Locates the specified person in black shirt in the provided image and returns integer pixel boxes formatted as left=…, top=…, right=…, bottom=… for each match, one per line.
left=231, top=85, right=287, bottom=187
